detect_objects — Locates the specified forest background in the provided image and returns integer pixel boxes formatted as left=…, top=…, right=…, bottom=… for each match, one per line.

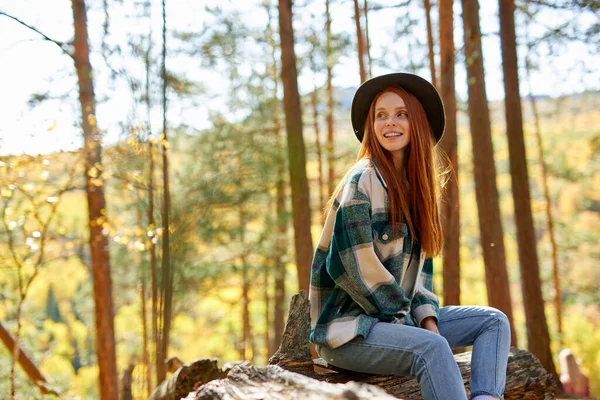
left=0, top=0, right=598, bottom=399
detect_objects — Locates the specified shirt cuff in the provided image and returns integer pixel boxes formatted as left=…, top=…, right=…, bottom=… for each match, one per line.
left=412, top=304, right=438, bottom=327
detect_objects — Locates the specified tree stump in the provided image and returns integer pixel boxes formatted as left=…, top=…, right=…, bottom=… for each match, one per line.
left=268, top=291, right=557, bottom=400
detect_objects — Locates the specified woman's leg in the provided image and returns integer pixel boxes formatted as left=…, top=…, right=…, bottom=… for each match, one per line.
left=437, top=306, right=511, bottom=399
left=319, top=322, right=467, bottom=400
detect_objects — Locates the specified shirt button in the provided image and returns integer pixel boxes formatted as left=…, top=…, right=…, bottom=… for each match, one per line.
left=382, top=234, right=389, bottom=240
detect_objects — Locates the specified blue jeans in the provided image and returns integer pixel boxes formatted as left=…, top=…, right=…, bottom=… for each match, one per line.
left=318, top=306, right=510, bottom=400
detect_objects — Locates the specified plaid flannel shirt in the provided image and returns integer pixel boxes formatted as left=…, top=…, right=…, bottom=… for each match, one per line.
left=309, top=159, right=440, bottom=349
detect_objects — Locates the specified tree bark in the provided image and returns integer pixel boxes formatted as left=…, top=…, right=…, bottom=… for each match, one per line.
left=120, top=363, right=135, bottom=400
left=311, top=86, right=325, bottom=218
left=0, top=322, right=58, bottom=396
left=424, top=0, right=438, bottom=88
left=325, top=0, right=336, bottom=197
left=157, top=0, right=173, bottom=385
left=498, top=0, right=556, bottom=377
left=149, top=359, right=225, bottom=400
left=460, top=0, right=517, bottom=346
left=353, top=0, right=368, bottom=83
left=72, top=0, right=119, bottom=398
left=277, top=0, right=314, bottom=293
left=438, top=0, right=460, bottom=307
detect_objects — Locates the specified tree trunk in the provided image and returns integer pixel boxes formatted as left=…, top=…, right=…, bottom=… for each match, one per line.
left=266, top=4, right=287, bottom=353
left=325, top=0, right=335, bottom=198
left=460, top=0, right=517, bottom=346
left=149, top=359, right=225, bottom=400
left=353, top=0, right=368, bottom=83
left=157, top=0, right=173, bottom=384
left=363, top=0, right=372, bottom=78
left=277, top=0, right=314, bottom=293
left=524, top=50, right=562, bottom=347
left=438, top=0, right=460, bottom=307
left=424, top=0, right=438, bottom=88
left=145, top=22, right=158, bottom=395
left=120, top=363, right=135, bottom=400
left=264, top=261, right=273, bottom=358
left=72, top=0, right=119, bottom=398
left=498, top=0, right=556, bottom=377
left=0, top=322, right=57, bottom=396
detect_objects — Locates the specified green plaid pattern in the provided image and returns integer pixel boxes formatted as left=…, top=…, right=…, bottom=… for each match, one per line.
left=309, top=159, right=440, bottom=349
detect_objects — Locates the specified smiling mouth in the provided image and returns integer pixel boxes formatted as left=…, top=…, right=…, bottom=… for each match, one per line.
left=383, top=132, right=404, bottom=138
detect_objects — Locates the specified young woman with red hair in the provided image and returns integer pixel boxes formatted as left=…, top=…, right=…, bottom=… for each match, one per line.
left=309, top=73, right=510, bottom=400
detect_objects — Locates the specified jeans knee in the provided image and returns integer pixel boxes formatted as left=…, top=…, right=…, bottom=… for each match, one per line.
left=423, top=333, right=453, bottom=360
left=489, top=308, right=510, bottom=337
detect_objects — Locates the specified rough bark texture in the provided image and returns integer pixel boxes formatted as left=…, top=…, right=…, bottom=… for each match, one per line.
left=149, top=359, right=225, bottom=400
left=461, top=0, right=518, bottom=346
left=498, top=0, right=557, bottom=378
left=269, top=292, right=556, bottom=400
left=438, top=0, right=460, bottom=307
left=278, top=0, right=314, bottom=293
left=72, top=0, right=119, bottom=398
left=353, top=0, right=367, bottom=83
left=190, top=364, right=398, bottom=400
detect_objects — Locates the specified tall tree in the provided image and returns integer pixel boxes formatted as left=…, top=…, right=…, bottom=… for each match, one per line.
left=461, top=0, right=517, bottom=345
left=157, top=0, right=173, bottom=384
left=277, top=0, right=314, bottom=293
left=325, top=0, right=336, bottom=197
left=353, top=0, right=368, bottom=83
left=308, top=26, right=325, bottom=218
left=424, top=0, right=438, bottom=88
left=438, top=0, right=460, bottom=306
left=72, top=0, right=119, bottom=397
left=498, top=0, right=556, bottom=375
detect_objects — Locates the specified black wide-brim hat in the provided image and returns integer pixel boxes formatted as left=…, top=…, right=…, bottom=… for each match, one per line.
left=351, top=72, right=445, bottom=143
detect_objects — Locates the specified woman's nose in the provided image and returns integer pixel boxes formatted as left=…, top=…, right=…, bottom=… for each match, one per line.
left=386, top=118, right=397, bottom=126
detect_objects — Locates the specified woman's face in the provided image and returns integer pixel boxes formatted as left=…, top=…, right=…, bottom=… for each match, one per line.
left=373, top=91, right=411, bottom=156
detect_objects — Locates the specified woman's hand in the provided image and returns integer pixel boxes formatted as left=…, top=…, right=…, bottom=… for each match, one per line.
left=420, top=316, right=440, bottom=334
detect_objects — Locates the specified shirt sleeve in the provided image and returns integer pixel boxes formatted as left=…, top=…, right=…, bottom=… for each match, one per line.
left=410, top=257, right=440, bottom=327
left=326, top=191, right=410, bottom=320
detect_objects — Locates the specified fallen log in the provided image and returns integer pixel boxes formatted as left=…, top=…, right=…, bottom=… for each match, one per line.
left=189, top=363, right=398, bottom=400
left=268, top=291, right=557, bottom=400
left=149, top=359, right=225, bottom=400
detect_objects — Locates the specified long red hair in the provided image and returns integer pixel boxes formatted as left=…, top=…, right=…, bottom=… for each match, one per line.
left=329, top=86, right=444, bottom=257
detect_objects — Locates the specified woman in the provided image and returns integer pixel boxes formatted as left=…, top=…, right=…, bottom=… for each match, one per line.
left=309, top=73, right=511, bottom=400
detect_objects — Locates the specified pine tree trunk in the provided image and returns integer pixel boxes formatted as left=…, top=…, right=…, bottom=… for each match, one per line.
left=277, top=0, right=314, bottom=293
left=137, top=206, right=151, bottom=397
left=498, top=0, right=556, bottom=376
left=424, top=0, right=438, bottom=88
left=438, top=0, right=460, bottom=306
left=72, top=0, right=119, bottom=398
left=157, top=0, right=173, bottom=384
left=461, top=0, right=517, bottom=346
left=325, top=0, right=335, bottom=197
left=353, top=0, right=367, bottom=83
left=524, top=51, right=562, bottom=346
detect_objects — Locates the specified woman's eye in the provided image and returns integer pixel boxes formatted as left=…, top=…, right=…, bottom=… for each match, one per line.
left=398, top=112, right=408, bottom=117
left=377, top=113, right=386, bottom=118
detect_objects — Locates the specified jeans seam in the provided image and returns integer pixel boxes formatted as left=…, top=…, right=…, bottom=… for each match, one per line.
left=416, top=352, right=440, bottom=400
left=494, top=318, right=500, bottom=392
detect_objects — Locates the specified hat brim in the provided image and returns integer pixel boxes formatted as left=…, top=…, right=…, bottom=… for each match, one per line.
left=351, top=73, right=445, bottom=143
